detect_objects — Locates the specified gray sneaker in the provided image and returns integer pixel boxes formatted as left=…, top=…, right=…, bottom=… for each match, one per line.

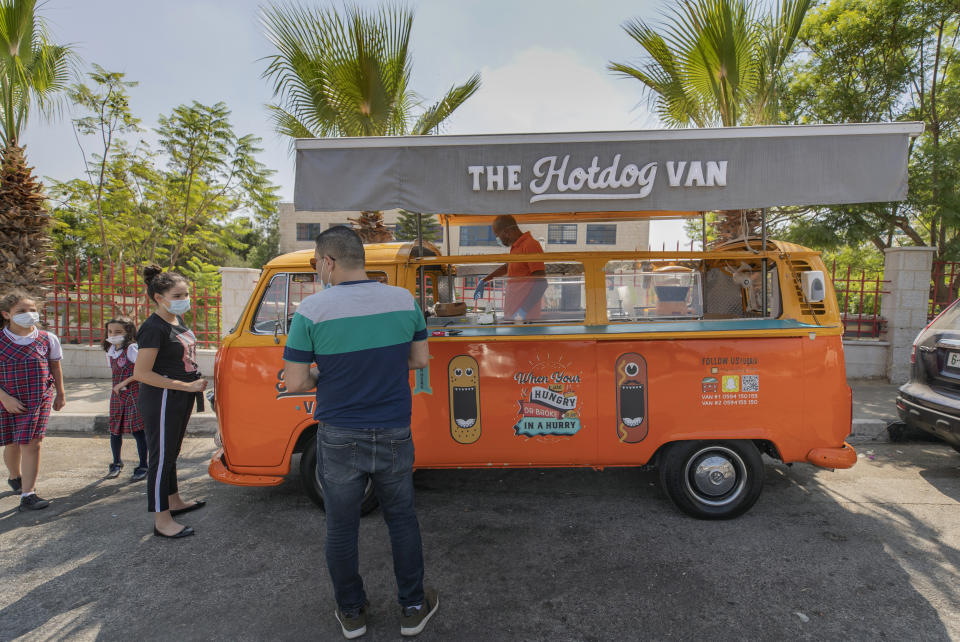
left=335, top=604, right=367, bottom=639
left=400, top=589, right=438, bottom=637
left=19, top=494, right=50, bottom=511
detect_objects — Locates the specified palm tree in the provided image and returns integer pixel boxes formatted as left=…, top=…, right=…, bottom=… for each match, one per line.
left=260, top=2, right=480, bottom=242
left=609, top=0, right=811, bottom=242
left=0, top=0, right=73, bottom=148
left=0, top=0, right=73, bottom=294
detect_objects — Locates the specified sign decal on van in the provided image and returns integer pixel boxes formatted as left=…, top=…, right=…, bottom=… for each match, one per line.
left=700, top=357, right=761, bottom=407
left=512, top=355, right=583, bottom=438
left=448, top=355, right=481, bottom=444
left=616, top=353, right=649, bottom=443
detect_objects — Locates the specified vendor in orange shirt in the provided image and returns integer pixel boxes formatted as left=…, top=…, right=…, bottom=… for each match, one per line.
left=474, top=215, right=548, bottom=321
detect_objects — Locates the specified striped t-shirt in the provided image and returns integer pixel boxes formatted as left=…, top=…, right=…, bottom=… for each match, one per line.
left=283, top=280, right=427, bottom=428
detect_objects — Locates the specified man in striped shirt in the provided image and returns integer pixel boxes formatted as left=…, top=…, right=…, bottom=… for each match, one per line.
left=283, top=227, right=436, bottom=638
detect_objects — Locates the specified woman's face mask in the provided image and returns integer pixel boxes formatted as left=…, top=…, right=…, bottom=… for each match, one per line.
left=164, top=296, right=191, bottom=315
left=11, top=311, right=40, bottom=328
left=106, top=335, right=126, bottom=345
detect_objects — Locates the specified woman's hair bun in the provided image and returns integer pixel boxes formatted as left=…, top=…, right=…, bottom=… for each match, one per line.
left=142, top=264, right=163, bottom=285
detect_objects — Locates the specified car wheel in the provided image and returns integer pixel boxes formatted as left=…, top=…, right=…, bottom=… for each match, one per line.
left=300, top=438, right=379, bottom=515
left=659, top=440, right=764, bottom=519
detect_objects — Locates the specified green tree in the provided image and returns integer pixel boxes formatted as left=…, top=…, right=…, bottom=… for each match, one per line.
left=49, top=100, right=280, bottom=271
left=0, top=0, right=74, bottom=294
left=0, top=0, right=73, bottom=147
left=610, top=0, right=812, bottom=244
left=260, top=2, right=480, bottom=241
left=156, top=101, right=279, bottom=267
left=68, top=64, right=140, bottom=254
left=394, top=210, right=441, bottom=243
left=609, top=0, right=811, bottom=128
left=780, top=0, right=959, bottom=259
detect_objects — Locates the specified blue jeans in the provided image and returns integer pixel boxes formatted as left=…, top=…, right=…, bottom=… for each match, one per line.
left=317, top=424, right=425, bottom=613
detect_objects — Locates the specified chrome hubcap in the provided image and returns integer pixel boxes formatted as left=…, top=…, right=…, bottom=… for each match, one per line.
left=683, top=446, right=747, bottom=507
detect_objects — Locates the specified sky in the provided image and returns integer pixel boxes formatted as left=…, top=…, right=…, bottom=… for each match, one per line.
left=23, top=0, right=690, bottom=247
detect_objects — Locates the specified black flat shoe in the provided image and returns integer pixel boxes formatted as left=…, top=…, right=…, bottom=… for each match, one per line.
left=169, top=500, right=206, bottom=516
left=153, top=526, right=194, bottom=539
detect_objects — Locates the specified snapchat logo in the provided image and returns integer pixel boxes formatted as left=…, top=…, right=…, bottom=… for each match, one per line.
left=722, top=375, right=740, bottom=393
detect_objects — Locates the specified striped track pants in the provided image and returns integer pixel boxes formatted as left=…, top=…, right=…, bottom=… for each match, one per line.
left=138, top=385, right=194, bottom=513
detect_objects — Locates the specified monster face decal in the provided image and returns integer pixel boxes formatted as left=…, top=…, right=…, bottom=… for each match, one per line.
left=616, top=353, right=648, bottom=443
left=448, top=355, right=481, bottom=444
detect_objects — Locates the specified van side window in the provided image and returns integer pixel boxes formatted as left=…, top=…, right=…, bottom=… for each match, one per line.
left=288, top=273, right=323, bottom=328
left=605, top=261, right=703, bottom=321
left=454, top=262, right=585, bottom=324
left=251, top=273, right=289, bottom=334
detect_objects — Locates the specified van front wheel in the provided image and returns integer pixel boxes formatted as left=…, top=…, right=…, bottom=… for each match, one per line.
left=300, top=438, right=379, bottom=515
left=659, top=440, right=763, bottom=519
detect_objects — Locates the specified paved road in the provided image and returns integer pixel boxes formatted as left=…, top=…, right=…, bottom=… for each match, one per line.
left=1, top=436, right=959, bottom=641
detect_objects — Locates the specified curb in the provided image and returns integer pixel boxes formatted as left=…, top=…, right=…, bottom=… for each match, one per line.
left=847, top=418, right=893, bottom=443
left=46, top=413, right=217, bottom=436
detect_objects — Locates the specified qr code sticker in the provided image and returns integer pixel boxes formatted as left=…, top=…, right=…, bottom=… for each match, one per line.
left=742, top=375, right=759, bottom=392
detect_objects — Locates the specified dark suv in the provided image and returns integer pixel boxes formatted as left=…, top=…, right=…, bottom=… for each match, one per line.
left=897, top=298, right=960, bottom=452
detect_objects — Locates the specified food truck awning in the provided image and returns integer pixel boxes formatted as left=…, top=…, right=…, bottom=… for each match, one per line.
left=294, top=122, right=923, bottom=215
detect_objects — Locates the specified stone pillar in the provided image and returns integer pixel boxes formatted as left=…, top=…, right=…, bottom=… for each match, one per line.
left=881, top=247, right=937, bottom=384
left=219, top=267, right=261, bottom=337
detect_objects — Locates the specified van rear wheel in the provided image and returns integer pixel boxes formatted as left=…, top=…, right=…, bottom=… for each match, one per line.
left=659, top=440, right=764, bottom=519
left=300, top=438, right=379, bottom=515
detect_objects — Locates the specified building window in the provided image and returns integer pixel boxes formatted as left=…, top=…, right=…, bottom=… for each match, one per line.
left=460, top=225, right=498, bottom=246
left=548, top=224, right=578, bottom=245
left=296, top=223, right=326, bottom=241
left=586, top=224, right=617, bottom=245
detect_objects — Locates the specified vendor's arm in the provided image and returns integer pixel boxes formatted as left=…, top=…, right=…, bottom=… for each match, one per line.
left=482, top=264, right=508, bottom=283
left=133, top=348, right=206, bottom=392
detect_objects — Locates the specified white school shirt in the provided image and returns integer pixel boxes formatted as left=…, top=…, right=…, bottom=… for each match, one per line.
left=106, top=343, right=139, bottom=365
left=2, top=326, right=63, bottom=360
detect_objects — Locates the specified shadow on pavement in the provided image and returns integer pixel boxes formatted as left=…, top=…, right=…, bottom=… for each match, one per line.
left=1, top=442, right=957, bottom=640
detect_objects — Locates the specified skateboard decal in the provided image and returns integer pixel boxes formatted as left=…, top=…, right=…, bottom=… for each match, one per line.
left=448, top=355, right=481, bottom=444
left=616, top=352, right=648, bottom=443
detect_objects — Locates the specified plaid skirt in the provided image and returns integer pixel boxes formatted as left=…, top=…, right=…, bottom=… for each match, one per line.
left=0, top=331, right=55, bottom=445
left=109, top=353, right=144, bottom=435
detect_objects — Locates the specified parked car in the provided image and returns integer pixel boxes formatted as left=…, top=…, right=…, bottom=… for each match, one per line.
left=897, top=298, right=960, bottom=452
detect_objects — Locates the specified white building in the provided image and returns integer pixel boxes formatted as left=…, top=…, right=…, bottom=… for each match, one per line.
left=278, top=202, right=650, bottom=255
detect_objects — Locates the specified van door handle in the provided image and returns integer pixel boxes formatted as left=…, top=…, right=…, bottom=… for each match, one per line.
left=936, top=339, right=960, bottom=349
left=919, top=345, right=936, bottom=352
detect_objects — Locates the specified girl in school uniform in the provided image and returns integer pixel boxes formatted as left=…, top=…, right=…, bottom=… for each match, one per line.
left=102, top=317, right=148, bottom=481
left=0, top=290, right=65, bottom=511
left=133, top=265, right=207, bottom=539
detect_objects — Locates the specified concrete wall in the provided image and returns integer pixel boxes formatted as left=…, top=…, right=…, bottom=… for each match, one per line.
left=843, top=340, right=888, bottom=379
left=881, top=247, right=937, bottom=384
left=220, top=267, right=260, bottom=336
left=61, top=344, right=216, bottom=379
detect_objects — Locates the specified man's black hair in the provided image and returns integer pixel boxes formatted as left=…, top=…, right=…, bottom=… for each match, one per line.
left=315, top=225, right=366, bottom=269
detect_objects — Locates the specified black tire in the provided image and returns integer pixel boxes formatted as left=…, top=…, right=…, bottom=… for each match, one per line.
left=658, top=440, right=764, bottom=520
left=300, top=437, right=379, bottom=515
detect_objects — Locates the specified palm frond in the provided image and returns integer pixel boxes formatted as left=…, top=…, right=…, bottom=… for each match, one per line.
left=412, top=72, right=480, bottom=135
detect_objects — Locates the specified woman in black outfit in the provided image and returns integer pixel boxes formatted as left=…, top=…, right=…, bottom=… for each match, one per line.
left=133, top=265, right=208, bottom=539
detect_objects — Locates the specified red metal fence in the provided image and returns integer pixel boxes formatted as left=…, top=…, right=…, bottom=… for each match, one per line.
left=830, top=262, right=888, bottom=339
left=44, top=260, right=222, bottom=349
left=930, top=261, right=960, bottom=321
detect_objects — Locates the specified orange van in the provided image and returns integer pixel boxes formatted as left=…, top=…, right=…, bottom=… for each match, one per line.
left=208, top=234, right=855, bottom=519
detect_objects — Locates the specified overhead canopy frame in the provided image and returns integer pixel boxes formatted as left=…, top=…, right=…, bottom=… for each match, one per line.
left=295, top=122, right=924, bottom=215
